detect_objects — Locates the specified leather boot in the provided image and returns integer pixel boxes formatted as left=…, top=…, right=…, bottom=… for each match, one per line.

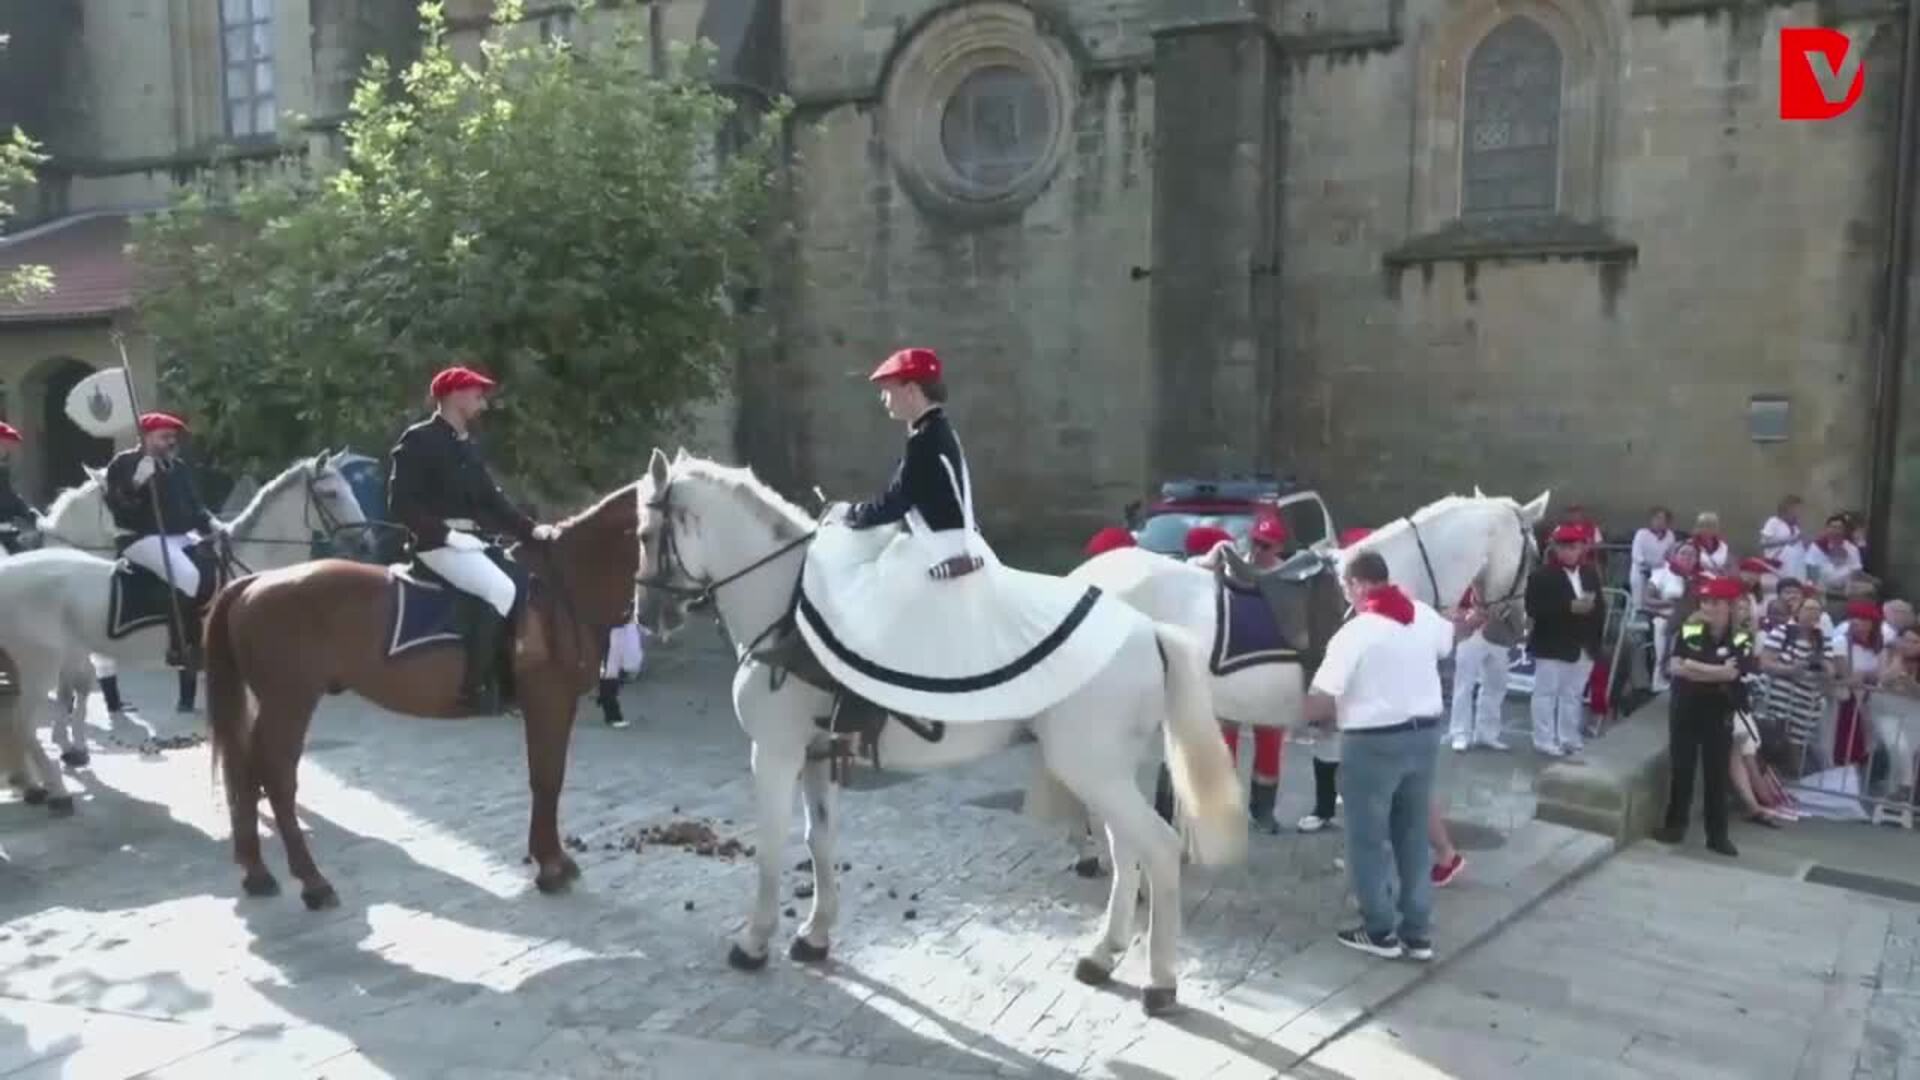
left=1249, top=780, right=1282, bottom=834
left=1153, top=764, right=1176, bottom=825
left=459, top=604, right=503, bottom=715
left=598, top=677, right=628, bottom=728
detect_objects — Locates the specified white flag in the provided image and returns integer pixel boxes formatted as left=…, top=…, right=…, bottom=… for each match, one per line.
left=64, top=366, right=138, bottom=439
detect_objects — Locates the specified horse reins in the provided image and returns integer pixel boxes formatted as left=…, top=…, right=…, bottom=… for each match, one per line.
left=1401, top=506, right=1537, bottom=615
left=636, top=483, right=817, bottom=659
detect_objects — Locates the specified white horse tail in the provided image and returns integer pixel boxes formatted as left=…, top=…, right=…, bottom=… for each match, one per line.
left=1153, top=623, right=1247, bottom=867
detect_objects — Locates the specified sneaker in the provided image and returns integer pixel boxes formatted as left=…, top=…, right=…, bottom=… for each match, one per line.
left=1534, top=744, right=1566, bottom=758
left=1335, top=927, right=1404, bottom=959
left=1297, top=814, right=1336, bottom=833
left=1430, top=853, right=1466, bottom=887
left=1450, top=736, right=1470, bottom=752
left=1402, top=939, right=1435, bottom=961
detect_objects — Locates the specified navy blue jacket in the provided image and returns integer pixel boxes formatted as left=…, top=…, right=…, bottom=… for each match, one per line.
left=104, top=448, right=213, bottom=539
left=387, top=414, right=535, bottom=551
left=849, top=407, right=967, bottom=532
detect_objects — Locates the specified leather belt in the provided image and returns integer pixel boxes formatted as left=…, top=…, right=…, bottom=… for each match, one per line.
left=1345, top=715, right=1442, bottom=737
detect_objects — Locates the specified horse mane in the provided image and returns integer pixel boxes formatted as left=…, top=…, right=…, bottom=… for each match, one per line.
left=670, top=455, right=812, bottom=539
left=44, top=477, right=102, bottom=521
left=227, top=458, right=316, bottom=535
left=1345, top=492, right=1519, bottom=559
left=561, top=481, right=641, bottom=530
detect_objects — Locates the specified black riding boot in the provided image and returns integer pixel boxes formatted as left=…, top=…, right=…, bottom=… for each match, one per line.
left=598, top=677, right=628, bottom=728
left=1153, top=764, right=1176, bottom=825
left=459, top=606, right=503, bottom=715
left=100, top=676, right=126, bottom=714
left=176, top=668, right=198, bottom=713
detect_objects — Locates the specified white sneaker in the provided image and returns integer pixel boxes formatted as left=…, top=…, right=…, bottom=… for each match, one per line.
left=1297, top=814, right=1336, bottom=833
left=1477, top=736, right=1511, bottom=751
left=1534, top=744, right=1566, bottom=758
left=1450, top=736, right=1470, bottom=752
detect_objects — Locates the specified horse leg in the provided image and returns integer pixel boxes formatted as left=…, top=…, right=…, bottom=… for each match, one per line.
left=729, top=717, right=807, bottom=971
left=1073, top=810, right=1109, bottom=878
left=55, top=667, right=88, bottom=769
left=257, top=692, right=331, bottom=909
left=12, top=662, right=73, bottom=814
left=521, top=686, right=580, bottom=894
left=790, top=752, right=841, bottom=962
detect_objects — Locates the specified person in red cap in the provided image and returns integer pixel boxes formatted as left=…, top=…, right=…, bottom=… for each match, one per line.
left=842, top=347, right=966, bottom=539
left=0, top=420, right=37, bottom=554
left=1736, top=556, right=1776, bottom=602
left=104, top=411, right=219, bottom=665
left=1832, top=598, right=1888, bottom=768
left=1083, top=526, right=1136, bottom=558
left=1654, top=574, right=1753, bottom=857
left=1247, top=516, right=1289, bottom=571
left=388, top=365, right=559, bottom=713
left=1183, top=524, right=1235, bottom=564
left=1523, top=522, right=1606, bottom=758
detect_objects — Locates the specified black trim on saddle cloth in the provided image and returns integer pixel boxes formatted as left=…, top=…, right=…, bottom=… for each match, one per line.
left=106, top=548, right=221, bottom=641
left=383, top=550, right=529, bottom=660
left=794, top=584, right=1104, bottom=694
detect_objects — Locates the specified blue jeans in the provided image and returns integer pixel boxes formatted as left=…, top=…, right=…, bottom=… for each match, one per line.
left=1339, top=722, right=1441, bottom=942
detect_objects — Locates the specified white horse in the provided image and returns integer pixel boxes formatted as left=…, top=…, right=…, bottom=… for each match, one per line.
left=1062, top=490, right=1550, bottom=866
left=0, top=451, right=368, bottom=812
left=632, top=449, right=1245, bottom=1015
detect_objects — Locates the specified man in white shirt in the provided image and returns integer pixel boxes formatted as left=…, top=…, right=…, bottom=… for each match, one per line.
left=1629, top=506, right=1676, bottom=607
left=1306, top=551, right=1459, bottom=961
left=1803, top=513, right=1864, bottom=595
left=1758, top=495, right=1806, bottom=584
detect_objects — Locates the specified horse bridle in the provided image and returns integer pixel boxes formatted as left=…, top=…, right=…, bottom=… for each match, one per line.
left=636, top=481, right=817, bottom=655
left=1403, top=506, right=1538, bottom=615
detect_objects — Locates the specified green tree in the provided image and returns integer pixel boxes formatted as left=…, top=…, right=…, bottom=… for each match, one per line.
left=0, top=33, right=52, bottom=301
left=135, top=0, right=786, bottom=499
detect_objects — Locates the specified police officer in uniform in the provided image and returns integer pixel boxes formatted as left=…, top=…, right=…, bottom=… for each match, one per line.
left=387, top=366, right=559, bottom=713
left=0, top=421, right=39, bottom=554
left=104, top=412, right=219, bottom=666
left=1654, top=575, right=1753, bottom=857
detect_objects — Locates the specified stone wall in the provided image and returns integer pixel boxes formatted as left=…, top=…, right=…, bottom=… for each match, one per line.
left=1274, top=0, right=1891, bottom=546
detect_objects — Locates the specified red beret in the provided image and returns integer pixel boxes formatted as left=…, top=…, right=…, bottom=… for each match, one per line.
left=868, top=347, right=942, bottom=385
left=1184, top=525, right=1235, bottom=557
left=1848, top=599, right=1884, bottom=621
left=1698, top=576, right=1744, bottom=601
left=1739, top=556, right=1775, bottom=574
left=1339, top=527, right=1374, bottom=547
left=430, top=366, right=497, bottom=399
left=1551, top=523, right=1588, bottom=544
left=0, top=421, right=19, bottom=444
left=1251, top=517, right=1288, bottom=546
left=138, top=412, right=187, bottom=434
left=1083, top=527, right=1137, bottom=557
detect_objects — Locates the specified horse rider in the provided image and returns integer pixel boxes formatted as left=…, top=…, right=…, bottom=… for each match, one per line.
left=104, top=412, right=221, bottom=665
left=387, top=365, right=560, bottom=713
left=0, top=421, right=38, bottom=554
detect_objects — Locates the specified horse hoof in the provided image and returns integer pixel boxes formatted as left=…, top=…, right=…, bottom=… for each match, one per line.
left=22, top=787, right=48, bottom=806
left=1073, top=958, right=1113, bottom=987
left=562, top=858, right=583, bottom=882
left=534, top=870, right=573, bottom=896
left=1143, top=986, right=1180, bottom=1017
left=1072, top=856, right=1106, bottom=879
left=242, top=872, right=281, bottom=898
left=47, top=795, right=75, bottom=817
left=60, top=749, right=90, bottom=768
left=789, top=937, right=830, bottom=964
left=301, top=885, right=340, bottom=911
left=727, top=944, right=769, bottom=972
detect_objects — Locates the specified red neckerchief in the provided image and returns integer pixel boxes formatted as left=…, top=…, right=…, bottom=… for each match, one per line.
left=1696, top=535, right=1723, bottom=555
left=1649, top=527, right=1670, bottom=540
left=1816, top=534, right=1846, bottom=556
left=1358, top=584, right=1416, bottom=625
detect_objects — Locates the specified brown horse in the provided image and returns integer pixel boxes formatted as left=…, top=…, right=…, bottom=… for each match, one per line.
left=203, top=482, right=640, bottom=908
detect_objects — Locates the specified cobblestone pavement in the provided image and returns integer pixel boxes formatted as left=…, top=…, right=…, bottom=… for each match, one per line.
left=1307, top=844, right=1911, bottom=1080
left=1, top=631, right=1600, bottom=1079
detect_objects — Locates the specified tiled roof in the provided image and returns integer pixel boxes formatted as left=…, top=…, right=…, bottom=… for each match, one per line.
left=0, top=213, right=134, bottom=323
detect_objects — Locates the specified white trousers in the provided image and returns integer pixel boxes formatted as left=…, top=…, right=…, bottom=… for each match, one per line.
left=1651, top=616, right=1674, bottom=690
left=603, top=622, right=644, bottom=679
left=123, top=535, right=200, bottom=598
left=1449, top=632, right=1509, bottom=745
left=417, top=545, right=516, bottom=618
left=1531, top=657, right=1591, bottom=752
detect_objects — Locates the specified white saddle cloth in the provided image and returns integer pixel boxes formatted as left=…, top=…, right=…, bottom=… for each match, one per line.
left=796, top=521, right=1138, bottom=723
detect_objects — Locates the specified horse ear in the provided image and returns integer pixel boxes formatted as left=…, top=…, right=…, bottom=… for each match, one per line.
left=1473, top=485, right=1486, bottom=498
left=673, top=446, right=690, bottom=464
left=648, top=447, right=671, bottom=489
left=1521, top=490, right=1552, bottom=524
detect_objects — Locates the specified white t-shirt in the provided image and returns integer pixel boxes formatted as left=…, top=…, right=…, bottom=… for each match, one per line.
left=1758, top=516, right=1805, bottom=581
left=1694, top=541, right=1732, bottom=573
left=1646, top=567, right=1690, bottom=612
left=1803, top=541, right=1863, bottom=592
left=1310, top=600, right=1453, bottom=731
left=1630, top=528, right=1676, bottom=579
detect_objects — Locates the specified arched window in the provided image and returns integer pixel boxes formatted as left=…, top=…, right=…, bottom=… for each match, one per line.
left=1462, top=17, right=1562, bottom=217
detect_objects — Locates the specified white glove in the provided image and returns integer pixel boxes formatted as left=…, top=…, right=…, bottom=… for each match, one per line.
left=531, top=523, right=560, bottom=542
left=131, top=456, right=156, bottom=486
left=443, top=530, right=484, bottom=552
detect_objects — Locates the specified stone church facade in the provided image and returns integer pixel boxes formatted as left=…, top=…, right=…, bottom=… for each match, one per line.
left=6, top=0, right=1920, bottom=584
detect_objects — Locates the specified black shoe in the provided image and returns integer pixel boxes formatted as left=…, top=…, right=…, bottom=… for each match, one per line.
left=1653, top=825, right=1685, bottom=845
left=1707, top=838, right=1739, bottom=857
left=1402, top=938, right=1435, bottom=962
left=1335, top=927, right=1404, bottom=959
left=597, top=678, right=629, bottom=728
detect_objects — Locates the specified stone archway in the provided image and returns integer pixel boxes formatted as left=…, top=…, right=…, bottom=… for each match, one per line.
left=28, top=357, right=113, bottom=501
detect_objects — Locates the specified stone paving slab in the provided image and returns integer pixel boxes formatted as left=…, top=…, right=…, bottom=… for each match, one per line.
left=3, top=634, right=1597, bottom=1079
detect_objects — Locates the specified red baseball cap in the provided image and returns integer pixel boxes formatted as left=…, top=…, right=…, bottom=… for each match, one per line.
left=1084, top=527, right=1136, bottom=557
left=1698, top=576, right=1744, bottom=601
left=1184, top=525, right=1235, bottom=557
left=0, top=421, right=20, bottom=444
left=1250, top=517, right=1288, bottom=547
left=430, top=366, right=497, bottom=399
left=868, top=347, right=942, bottom=385
left=1848, top=599, right=1884, bottom=621
left=1550, top=523, right=1588, bottom=544
left=138, top=412, right=188, bottom=434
